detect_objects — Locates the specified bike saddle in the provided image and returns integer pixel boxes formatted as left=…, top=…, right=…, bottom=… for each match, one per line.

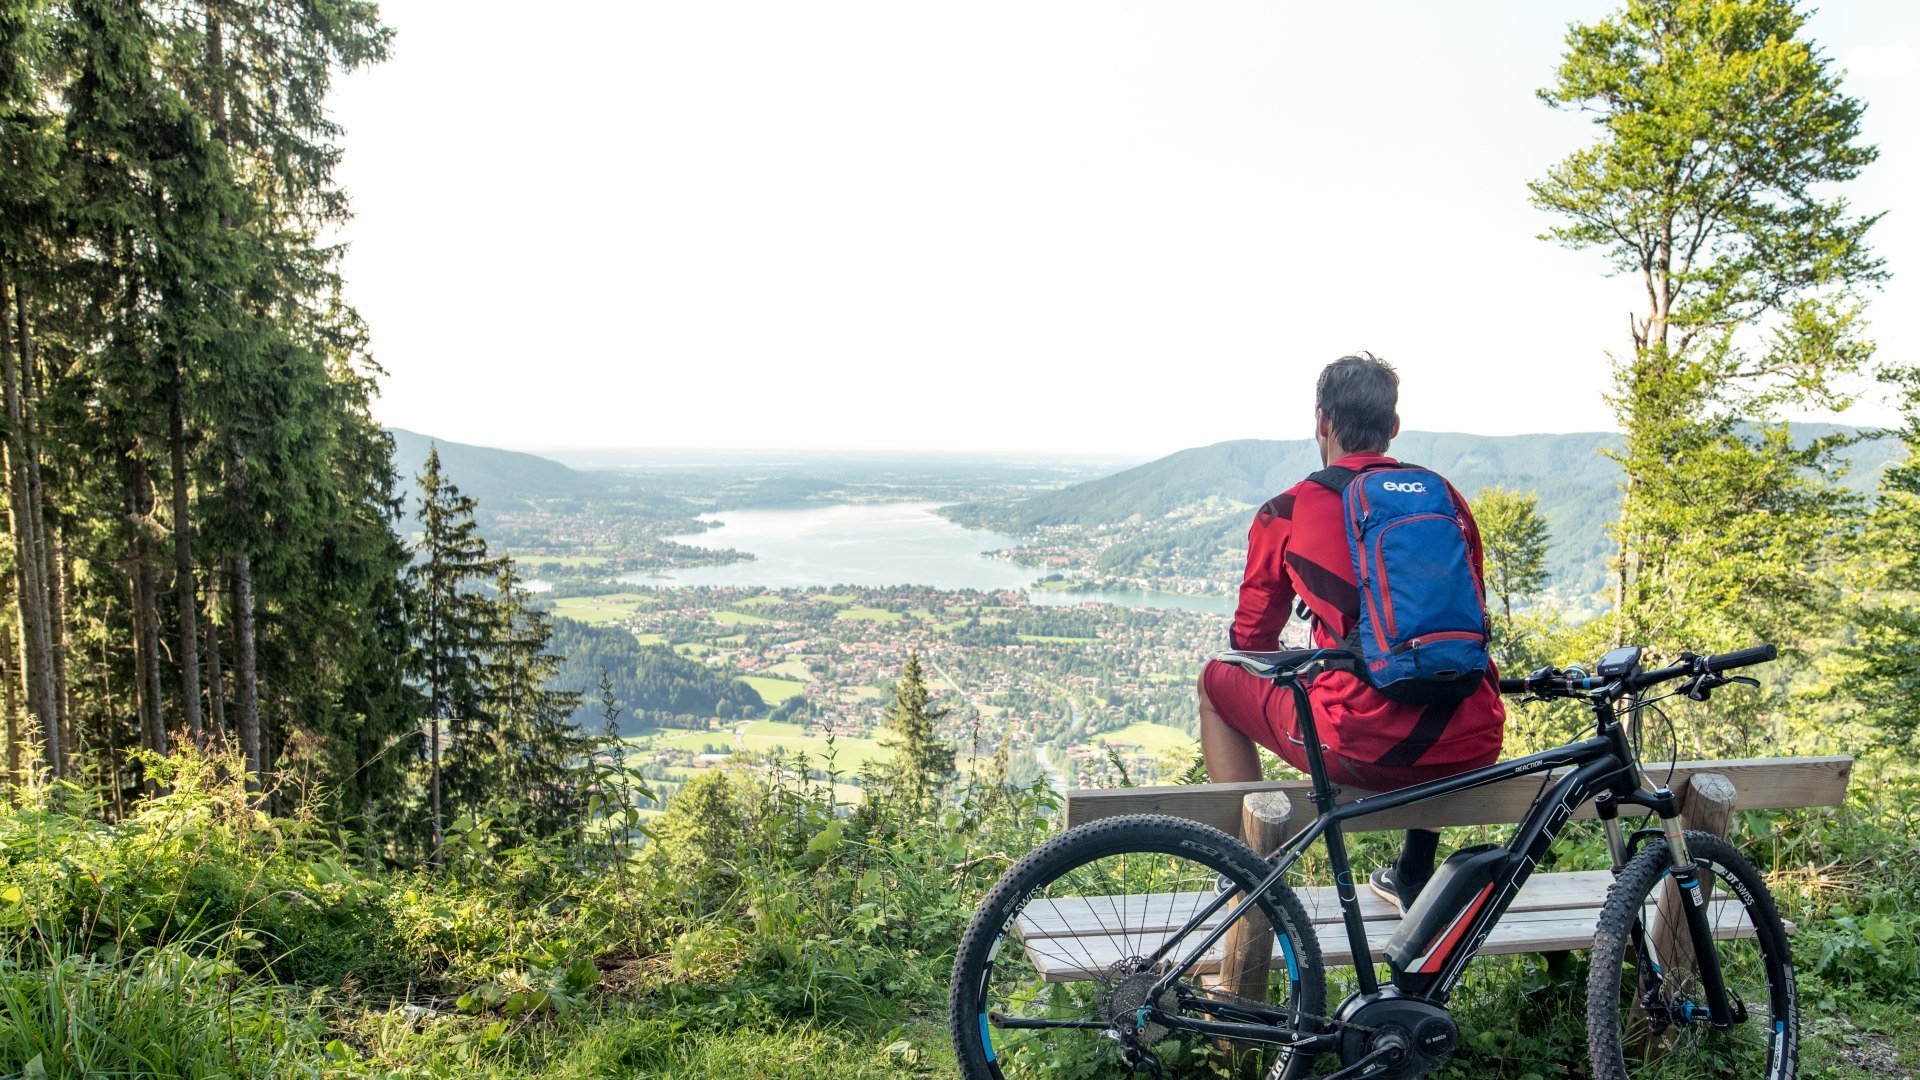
left=1211, top=648, right=1357, bottom=679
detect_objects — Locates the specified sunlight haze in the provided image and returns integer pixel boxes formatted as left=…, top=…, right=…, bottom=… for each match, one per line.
left=330, top=1, right=1919, bottom=455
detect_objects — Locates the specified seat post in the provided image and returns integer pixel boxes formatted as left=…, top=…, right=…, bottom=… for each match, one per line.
left=1287, top=678, right=1341, bottom=813
left=1286, top=675, right=1378, bottom=994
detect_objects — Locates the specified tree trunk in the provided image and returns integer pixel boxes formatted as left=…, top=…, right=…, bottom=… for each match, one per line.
left=99, top=616, right=123, bottom=818
left=18, top=295, right=70, bottom=770
left=168, top=370, right=203, bottom=746
left=0, top=277, right=57, bottom=776
left=205, top=578, right=225, bottom=740
left=230, top=551, right=261, bottom=794
left=1, top=598, right=20, bottom=788
left=45, top=527, right=72, bottom=774
left=126, top=464, right=167, bottom=766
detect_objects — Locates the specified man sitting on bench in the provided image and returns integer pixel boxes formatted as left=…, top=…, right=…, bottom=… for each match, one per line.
left=1197, top=352, right=1506, bottom=911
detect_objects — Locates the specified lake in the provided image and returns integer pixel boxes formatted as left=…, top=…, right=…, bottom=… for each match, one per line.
left=624, top=502, right=1232, bottom=614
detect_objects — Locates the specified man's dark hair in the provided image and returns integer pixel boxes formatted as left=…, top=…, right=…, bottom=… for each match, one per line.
left=1315, top=352, right=1399, bottom=453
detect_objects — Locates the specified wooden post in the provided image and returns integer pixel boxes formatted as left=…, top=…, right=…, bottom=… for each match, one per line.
left=1651, top=772, right=1736, bottom=992
left=1208, top=792, right=1296, bottom=1006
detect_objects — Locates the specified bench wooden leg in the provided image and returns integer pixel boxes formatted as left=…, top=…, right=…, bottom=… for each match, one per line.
left=1207, top=792, right=1296, bottom=1059
left=1650, top=772, right=1736, bottom=988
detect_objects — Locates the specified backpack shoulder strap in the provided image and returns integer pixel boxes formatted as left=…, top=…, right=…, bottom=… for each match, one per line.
left=1306, top=465, right=1357, bottom=494
left=1308, top=460, right=1417, bottom=494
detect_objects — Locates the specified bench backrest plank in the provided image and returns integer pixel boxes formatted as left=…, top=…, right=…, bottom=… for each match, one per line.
left=1062, top=756, right=1852, bottom=836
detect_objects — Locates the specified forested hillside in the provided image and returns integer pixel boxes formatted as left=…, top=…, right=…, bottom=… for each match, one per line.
left=546, top=619, right=764, bottom=732
left=388, top=427, right=614, bottom=510
left=949, top=427, right=1903, bottom=599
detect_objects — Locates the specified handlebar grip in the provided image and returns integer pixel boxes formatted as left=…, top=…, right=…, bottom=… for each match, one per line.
left=1704, top=644, right=1776, bottom=673
left=1498, top=678, right=1530, bottom=694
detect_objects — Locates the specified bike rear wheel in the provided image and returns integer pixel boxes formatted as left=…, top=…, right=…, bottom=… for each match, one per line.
left=1586, top=831, right=1799, bottom=1080
left=948, top=814, right=1326, bottom=1080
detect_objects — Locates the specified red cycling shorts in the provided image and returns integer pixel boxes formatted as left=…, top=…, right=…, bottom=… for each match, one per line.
left=1200, top=660, right=1495, bottom=792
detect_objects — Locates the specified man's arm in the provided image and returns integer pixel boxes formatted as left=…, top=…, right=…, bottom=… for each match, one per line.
left=1230, top=497, right=1298, bottom=651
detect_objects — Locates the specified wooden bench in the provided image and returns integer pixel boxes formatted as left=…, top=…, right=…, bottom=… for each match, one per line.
left=1016, top=756, right=1851, bottom=989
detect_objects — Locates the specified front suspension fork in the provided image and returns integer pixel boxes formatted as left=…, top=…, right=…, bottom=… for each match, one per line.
left=1655, top=814, right=1736, bottom=1029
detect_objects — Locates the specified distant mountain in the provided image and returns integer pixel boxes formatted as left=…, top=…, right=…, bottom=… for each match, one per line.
left=388, top=428, right=611, bottom=511
left=950, top=427, right=1906, bottom=600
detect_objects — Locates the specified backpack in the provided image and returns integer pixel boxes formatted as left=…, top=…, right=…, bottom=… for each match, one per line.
left=1307, top=462, right=1491, bottom=705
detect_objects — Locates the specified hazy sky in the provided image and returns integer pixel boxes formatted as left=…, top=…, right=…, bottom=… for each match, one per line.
left=329, top=2, right=1919, bottom=456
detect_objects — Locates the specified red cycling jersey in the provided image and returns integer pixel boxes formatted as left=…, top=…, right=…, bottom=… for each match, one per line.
left=1228, top=452, right=1505, bottom=770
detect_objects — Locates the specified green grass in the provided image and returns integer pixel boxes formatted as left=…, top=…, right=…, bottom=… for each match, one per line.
left=628, top=727, right=732, bottom=754
left=509, top=554, right=610, bottom=569
left=674, top=643, right=712, bottom=657
left=835, top=606, right=903, bottom=623
left=549, top=596, right=645, bottom=625
left=737, top=720, right=891, bottom=772
left=739, top=675, right=807, bottom=704
left=1089, top=721, right=1199, bottom=756
left=733, top=594, right=784, bottom=608
left=815, top=593, right=857, bottom=604
left=713, top=610, right=772, bottom=626
left=763, top=660, right=815, bottom=682
left=631, top=632, right=668, bottom=646
left=1015, top=633, right=1099, bottom=644
left=351, top=1013, right=955, bottom=1078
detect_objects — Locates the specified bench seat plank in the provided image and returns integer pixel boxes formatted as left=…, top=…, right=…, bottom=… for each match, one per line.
left=1016, top=870, right=1624, bottom=940
left=1018, top=898, right=1772, bottom=981
left=1061, top=756, right=1853, bottom=837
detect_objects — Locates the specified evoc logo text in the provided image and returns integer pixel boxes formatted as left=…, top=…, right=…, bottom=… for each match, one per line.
left=1381, top=480, right=1428, bottom=493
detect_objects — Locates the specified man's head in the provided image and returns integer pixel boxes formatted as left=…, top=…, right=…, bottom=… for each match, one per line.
left=1314, top=352, right=1400, bottom=463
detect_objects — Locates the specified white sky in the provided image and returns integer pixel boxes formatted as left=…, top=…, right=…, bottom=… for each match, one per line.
left=330, top=2, right=1919, bottom=457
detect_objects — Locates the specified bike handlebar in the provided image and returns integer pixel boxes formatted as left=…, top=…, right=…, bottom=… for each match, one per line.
left=1498, top=644, right=1776, bottom=698
left=1703, top=643, right=1777, bottom=673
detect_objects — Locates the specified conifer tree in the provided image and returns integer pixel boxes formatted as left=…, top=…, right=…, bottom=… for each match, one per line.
left=881, top=651, right=954, bottom=813
left=407, top=447, right=502, bottom=864
left=1836, top=366, right=1920, bottom=748
left=488, top=563, right=587, bottom=844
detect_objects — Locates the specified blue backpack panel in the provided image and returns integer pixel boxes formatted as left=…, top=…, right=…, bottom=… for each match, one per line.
left=1308, top=463, right=1492, bottom=705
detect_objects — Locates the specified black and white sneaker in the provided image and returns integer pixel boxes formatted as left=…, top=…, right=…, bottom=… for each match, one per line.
left=1368, top=866, right=1424, bottom=912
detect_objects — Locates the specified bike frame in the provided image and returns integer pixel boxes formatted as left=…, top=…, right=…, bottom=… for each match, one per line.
left=1133, top=672, right=1735, bottom=1051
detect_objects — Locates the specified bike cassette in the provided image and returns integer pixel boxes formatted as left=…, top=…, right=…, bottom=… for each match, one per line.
left=1102, top=961, right=1180, bottom=1045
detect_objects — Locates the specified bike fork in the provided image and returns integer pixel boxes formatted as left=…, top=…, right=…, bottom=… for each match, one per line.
left=1658, top=816, right=1737, bottom=1029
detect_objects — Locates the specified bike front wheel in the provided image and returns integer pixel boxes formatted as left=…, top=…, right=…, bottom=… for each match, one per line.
left=948, top=813, right=1327, bottom=1080
left=1586, top=830, right=1799, bottom=1080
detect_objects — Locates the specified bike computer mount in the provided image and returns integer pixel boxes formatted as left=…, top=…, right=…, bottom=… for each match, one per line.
left=1595, top=646, right=1643, bottom=679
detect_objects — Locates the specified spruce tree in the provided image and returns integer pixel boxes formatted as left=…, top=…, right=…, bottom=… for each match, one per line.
left=407, top=447, right=502, bottom=864
left=881, top=651, right=954, bottom=813
left=487, top=562, right=587, bottom=844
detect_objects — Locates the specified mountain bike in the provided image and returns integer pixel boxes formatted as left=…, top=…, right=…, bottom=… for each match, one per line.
left=948, top=644, right=1797, bottom=1079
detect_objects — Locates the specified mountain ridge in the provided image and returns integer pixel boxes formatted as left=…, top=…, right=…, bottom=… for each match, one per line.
left=944, top=426, right=1905, bottom=600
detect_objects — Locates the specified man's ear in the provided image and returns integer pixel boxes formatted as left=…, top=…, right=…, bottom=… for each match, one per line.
left=1389, top=414, right=1401, bottom=441
left=1316, top=409, right=1331, bottom=440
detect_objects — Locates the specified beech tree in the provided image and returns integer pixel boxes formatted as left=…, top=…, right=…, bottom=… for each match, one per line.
left=1474, top=488, right=1554, bottom=671
left=1530, top=0, right=1881, bottom=690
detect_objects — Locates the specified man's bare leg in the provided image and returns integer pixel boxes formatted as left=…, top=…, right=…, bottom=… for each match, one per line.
left=1198, top=668, right=1261, bottom=783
